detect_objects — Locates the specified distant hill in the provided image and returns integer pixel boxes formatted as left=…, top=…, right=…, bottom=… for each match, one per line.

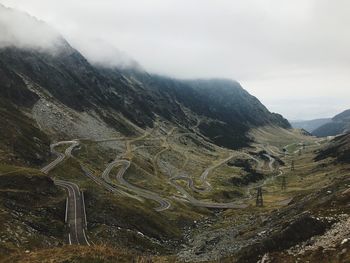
left=333, top=109, right=350, bottom=122
left=291, top=118, right=331, bottom=133
left=313, top=109, right=350, bottom=137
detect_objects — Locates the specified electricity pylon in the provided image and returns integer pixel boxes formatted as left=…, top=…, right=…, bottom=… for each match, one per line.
left=256, top=187, right=263, bottom=207
left=281, top=176, right=287, bottom=191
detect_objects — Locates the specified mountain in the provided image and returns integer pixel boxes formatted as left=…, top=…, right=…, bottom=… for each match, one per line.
left=0, top=5, right=290, bottom=158
left=0, top=45, right=290, bottom=158
left=290, top=118, right=331, bottom=133
left=123, top=75, right=291, bottom=148
left=313, top=109, right=350, bottom=137
left=2, top=5, right=350, bottom=263
left=6, top=6, right=341, bottom=263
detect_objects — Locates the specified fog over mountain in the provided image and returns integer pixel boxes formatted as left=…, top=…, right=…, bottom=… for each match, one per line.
left=0, top=4, right=63, bottom=52
left=1, top=0, right=349, bottom=118
left=2, top=3, right=350, bottom=263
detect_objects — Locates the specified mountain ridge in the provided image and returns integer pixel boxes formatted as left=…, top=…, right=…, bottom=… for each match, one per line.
left=291, top=118, right=332, bottom=133
left=0, top=42, right=290, bottom=153
left=313, top=109, right=350, bottom=137
left=2, top=5, right=350, bottom=263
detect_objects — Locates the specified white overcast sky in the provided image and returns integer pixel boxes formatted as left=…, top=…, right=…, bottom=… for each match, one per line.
left=1, top=0, right=349, bottom=120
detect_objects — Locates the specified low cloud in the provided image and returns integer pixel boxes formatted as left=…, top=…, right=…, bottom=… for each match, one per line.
left=0, top=4, right=140, bottom=68
left=68, top=37, right=142, bottom=69
left=1, top=0, right=349, bottom=119
left=0, top=4, right=64, bottom=52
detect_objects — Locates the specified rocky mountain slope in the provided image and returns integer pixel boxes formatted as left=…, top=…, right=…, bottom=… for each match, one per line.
left=7, top=5, right=350, bottom=263
left=313, top=109, right=350, bottom=137
left=0, top=4, right=290, bottom=155
left=0, top=44, right=290, bottom=153
left=0, top=166, right=65, bottom=256
left=0, top=64, right=50, bottom=166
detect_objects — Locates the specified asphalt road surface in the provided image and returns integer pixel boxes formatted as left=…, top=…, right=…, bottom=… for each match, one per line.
left=104, top=159, right=171, bottom=211
left=55, top=179, right=90, bottom=246
left=41, top=140, right=90, bottom=246
left=85, top=163, right=142, bottom=202
left=199, top=154, right=235, bottom=191
left=40, top=140, right=79, bottom=174
left=169, top=176, right=248, bottom=209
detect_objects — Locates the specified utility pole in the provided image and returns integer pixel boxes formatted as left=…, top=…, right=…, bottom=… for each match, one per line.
left=281, top=176, right=287, bottom=191
left=256, top=187, right=263, bottom=207
left=291, top=160, right=295, bottom=171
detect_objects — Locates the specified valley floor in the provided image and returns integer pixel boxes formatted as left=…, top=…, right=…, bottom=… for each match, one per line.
left=1, top=124, right=350, bottom=263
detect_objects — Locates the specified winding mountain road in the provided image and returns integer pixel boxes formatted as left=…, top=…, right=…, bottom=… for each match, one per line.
left=239, top=152, right=265, bottom=171
left=54, top=179, right=90, bottom=246
left=99, top=131, right=171, bottom=211
left=104, top=159, right=171, bottom=211
left=41, top=140, right=78, bottom=173
left=170, top=149, right=279, bottom=208
left=199, top=154, right=235, bottom=191
left=155, top=129, right=275, bottom=209
left=170, top=176, right=247, bottom=209
left=245, top=167, right=284, bottom=200
left=81, top=128, right=283, bottom=212
left=41, top=140, right=90, bottom=246
left=83, top=164, right=142, bottom=202
left=263, top=153, right=276, bottom=171
left=152, top=127, right=176, bottom=177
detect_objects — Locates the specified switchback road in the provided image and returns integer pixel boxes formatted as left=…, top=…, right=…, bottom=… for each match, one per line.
left=54, top=179, right=90, bottom=246
left=170, top=176, right=248, bottom=209
left=199, top=154, right=235, bottom=191
left=41, top=140, right=79, bottom=174
left=104, top=159, right=171, bottom=211
left=99, top=130, right=171, bottom=211
left=99, top=161, right=143, bottom=201
left=41, top=140, right=90, bottom=246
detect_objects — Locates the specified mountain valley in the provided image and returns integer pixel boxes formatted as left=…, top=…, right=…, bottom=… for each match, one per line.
left=0, top=5, right=350, bottom=263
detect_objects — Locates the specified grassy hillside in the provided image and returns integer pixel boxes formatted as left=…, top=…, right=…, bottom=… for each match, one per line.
left=0, top=98, right=50, bottom=167
left=0, top=164, right=65, bottom=258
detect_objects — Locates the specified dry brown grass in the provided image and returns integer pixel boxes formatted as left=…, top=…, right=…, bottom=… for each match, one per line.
left=1, top=245, right=179, bottom=263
